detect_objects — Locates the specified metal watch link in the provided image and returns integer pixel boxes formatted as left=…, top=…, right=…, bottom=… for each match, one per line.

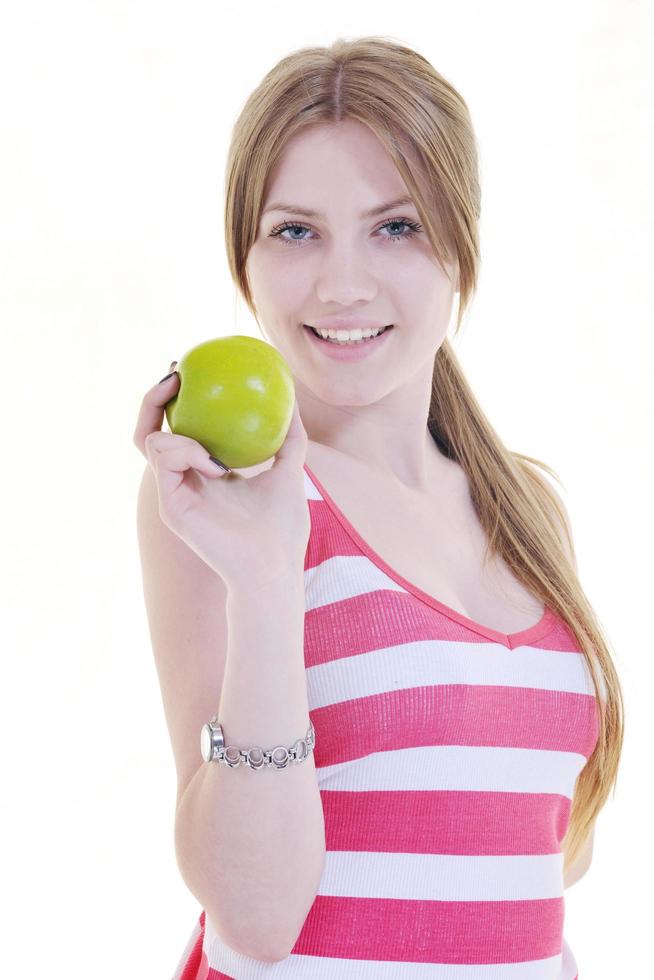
left=200, top=714, right=316, bottom=770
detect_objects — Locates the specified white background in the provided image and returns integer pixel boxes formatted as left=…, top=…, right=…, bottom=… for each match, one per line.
left=1, top=1, right=651, bottom=976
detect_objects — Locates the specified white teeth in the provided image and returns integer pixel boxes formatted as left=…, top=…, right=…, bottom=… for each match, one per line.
left=308, top=325, right=390, bottom=344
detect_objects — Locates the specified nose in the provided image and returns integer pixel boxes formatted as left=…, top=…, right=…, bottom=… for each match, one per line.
left=314, top=241, right=378, bottom=307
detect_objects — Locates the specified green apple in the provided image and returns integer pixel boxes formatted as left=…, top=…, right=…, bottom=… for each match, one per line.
left=164, top=336, right=295, bottom=469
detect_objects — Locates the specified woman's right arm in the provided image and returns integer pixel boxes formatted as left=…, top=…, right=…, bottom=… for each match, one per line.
left=137, top=463, right=326, bottom=965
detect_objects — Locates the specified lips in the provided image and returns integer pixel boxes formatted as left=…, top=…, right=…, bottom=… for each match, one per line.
left=302, top=323, right=395, bottom=362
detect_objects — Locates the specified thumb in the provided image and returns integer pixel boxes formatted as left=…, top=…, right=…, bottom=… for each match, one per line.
left=274, top=395, right=308, bottom=470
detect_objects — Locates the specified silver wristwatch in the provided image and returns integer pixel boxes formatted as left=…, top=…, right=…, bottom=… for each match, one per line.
left=200, top=714, right=316, bottom=770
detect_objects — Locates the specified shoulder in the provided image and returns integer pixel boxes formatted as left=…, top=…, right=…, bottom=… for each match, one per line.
left=546, top=483, right=577, bottom=571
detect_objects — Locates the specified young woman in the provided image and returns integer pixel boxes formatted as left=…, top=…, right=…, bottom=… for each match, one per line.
left=135, top=36, right=623, bottom=980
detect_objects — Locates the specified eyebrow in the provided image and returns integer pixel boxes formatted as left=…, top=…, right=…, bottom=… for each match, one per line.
left=262, top=196, right=417, bottom=220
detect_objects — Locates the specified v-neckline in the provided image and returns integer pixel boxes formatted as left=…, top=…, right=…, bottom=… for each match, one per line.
left=303, top=461, right=556, bottom=650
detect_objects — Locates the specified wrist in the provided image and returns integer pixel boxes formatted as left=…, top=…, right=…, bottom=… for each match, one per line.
left=225, top=564, right=306, bottom=602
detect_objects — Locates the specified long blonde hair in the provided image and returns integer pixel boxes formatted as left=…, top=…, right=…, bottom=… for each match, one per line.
left=222, top=35, right=624, bottom=876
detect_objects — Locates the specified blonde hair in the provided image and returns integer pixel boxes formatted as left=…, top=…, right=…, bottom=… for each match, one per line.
left=222, top=35, right=624, bottom=876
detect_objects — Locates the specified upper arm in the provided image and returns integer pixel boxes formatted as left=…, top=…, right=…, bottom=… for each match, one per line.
left=563, top=822, right=595, bottom=888
left=545, top=486, right=594, bottom=885
left=136, top=462, right=229, bottom=813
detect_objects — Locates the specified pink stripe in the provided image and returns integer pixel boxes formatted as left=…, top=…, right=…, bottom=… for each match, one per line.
left=321, top=789, right=572, bottom=854
left=310, top=682, right=600, bottom=770
left=305, top=587, right=582, bottom=665
left=291, top=894, right=565, bottom=963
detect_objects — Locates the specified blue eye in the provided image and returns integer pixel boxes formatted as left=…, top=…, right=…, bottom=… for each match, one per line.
left=268, top=217, right=423, bottom=247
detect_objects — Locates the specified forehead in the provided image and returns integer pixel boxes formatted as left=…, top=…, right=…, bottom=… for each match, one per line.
left=262, top=120, right=428, bottom=214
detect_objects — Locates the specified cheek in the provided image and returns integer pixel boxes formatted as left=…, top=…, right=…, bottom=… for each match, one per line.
left=385, top=268, right=446, bottom=315
left=377, top=244, right=436, bottom=280
left=259, top=248, right=312, bottom=293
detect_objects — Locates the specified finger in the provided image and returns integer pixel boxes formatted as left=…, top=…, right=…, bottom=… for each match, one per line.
left=274, top=394, right=308, bottom=471
left=132, top=361, right=179, bottom=458
left=145, top=430, right=211, bottom=455
left=144, top=430, right=232, bottom=475
left=151, top=443, right=231, bottom=503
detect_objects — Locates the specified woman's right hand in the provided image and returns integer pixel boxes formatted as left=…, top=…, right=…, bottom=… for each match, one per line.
left=133, top=362, right=312, bottom=594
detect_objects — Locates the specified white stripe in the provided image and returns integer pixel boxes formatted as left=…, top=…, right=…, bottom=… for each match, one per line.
left=304, top=554, right=409, bottom=610
left=304, top=470, right=324, bottom=500
left=317, top=849, right=564, bottom=901
left=315, top=742, right=587, bottom=800
left=203, top=912, right=573, bottom=979
left=305, top=630, right=597, bottom=705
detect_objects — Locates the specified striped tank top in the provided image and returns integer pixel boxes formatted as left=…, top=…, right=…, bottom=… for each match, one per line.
left=173, top=461, right=600, bottom=979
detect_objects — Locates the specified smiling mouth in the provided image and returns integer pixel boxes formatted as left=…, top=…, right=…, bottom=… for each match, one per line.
left=304, top=324, right=394, bottom=345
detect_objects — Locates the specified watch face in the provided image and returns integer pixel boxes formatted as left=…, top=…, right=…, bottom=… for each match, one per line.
left=200, top=724, right=211, bottom=762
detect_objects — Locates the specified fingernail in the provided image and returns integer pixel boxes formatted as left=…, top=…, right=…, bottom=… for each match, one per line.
left=157, top=360, right=178, bottom=383
left=209, top=455, right=231, bottom=473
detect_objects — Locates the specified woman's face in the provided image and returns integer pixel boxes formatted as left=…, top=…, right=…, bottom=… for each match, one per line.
left=245, top=119, right=459, bottom=408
